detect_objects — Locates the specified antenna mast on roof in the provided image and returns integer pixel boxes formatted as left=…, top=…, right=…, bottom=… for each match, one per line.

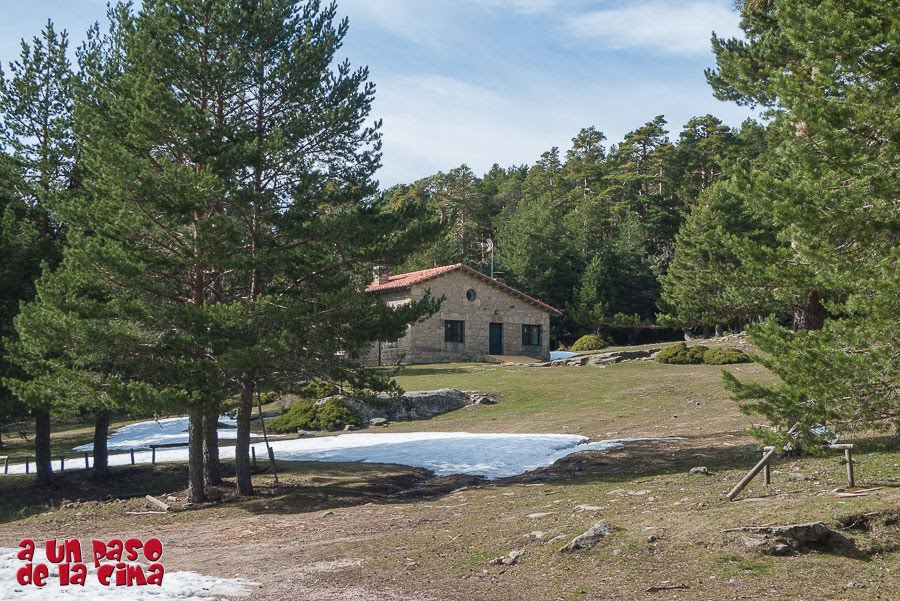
left=482, top=239, right=495, bottom=278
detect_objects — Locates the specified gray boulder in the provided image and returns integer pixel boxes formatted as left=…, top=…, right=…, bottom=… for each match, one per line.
left=330, top=388, right=476, bottom=424
left=587, top=349, right=661, bottom=366
left=559, top=521, right=615, bottom=552
left=727, top=522, right=845, bottom=555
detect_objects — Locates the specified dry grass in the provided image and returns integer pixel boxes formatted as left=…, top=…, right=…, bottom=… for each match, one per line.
left=0, top=360, right=897, bottom=601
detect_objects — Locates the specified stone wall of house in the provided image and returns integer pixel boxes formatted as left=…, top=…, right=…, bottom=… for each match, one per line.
left=406, top=270, right=551, bottom=363
left=359, top=289, right=413, bottom=366
left=358, top=270, right=553, bottom=366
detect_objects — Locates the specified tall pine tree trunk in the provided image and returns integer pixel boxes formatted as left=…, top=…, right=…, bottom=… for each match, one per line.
left=234, top=379, right=254, bottom=496
left=203, top=406, right=221, bottom=486
left=792, top=290, right=825, bottom=331
left=186, top=408, right=205, bottom=503
left=93, top=410, right=110, bottom=473
left=33, top=408, right=53, bottom=486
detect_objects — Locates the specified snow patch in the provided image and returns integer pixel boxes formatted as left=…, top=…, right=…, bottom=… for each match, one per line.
left=5, top=428, right=645, bottom=479
left=73, top=416, right=239, bottom=452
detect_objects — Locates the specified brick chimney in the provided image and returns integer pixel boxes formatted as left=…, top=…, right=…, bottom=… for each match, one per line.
left=373, top=265, right=391, bottom=285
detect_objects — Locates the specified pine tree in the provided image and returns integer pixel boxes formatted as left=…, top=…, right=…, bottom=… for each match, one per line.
left=659, top=178, right=781, bottom=329
left=0, top=154, right=36, bottom=450
left=10, top=0, right=438, bottom=500
left=707, top=0, right=899, bottom=442
left=563, top=127, right=613, bottom=255
left=670, top=115, right=736, bottom=212
left=0, top=21, right=73, bottom=484
left=607, top=116, right=678, bottom=272
left=496, top=190, right=575, bottom=312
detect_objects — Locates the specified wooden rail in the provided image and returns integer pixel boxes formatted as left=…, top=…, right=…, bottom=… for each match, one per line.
left=725, top=446, right=776, bottom=501
left=829, top=443, right=855, bottom=487
left=726, top=440, right=858, bottom=502
left=2, top=443, right=278, bottom=475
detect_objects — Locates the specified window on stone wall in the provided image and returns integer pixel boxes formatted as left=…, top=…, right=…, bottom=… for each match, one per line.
left=445, top=320, right=465, bottom=344
left=522, top=324, right=541, bottom=346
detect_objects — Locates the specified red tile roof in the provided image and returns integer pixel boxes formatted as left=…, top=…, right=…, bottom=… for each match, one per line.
left=366, top=263, right=562, bottom=316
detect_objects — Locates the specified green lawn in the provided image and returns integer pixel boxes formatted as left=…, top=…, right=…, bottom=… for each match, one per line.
left=386, top=361, right=776, bottom=438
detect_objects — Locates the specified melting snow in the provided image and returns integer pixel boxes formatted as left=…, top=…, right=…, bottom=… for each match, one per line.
left=73, top=416, right=239, bottom=452
left=0, top=547, right=258, bottom=601
left=4, top=427, right=645, bottom=479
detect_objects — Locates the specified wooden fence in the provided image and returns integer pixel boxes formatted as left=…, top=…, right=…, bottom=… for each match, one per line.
left=2, top=441, right=267, bottom=475
left=726, top=443, right=857, bottom=501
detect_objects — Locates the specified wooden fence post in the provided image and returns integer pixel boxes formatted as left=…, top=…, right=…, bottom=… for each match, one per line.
left=845, top=447, right=855, bottom=487
left=152, top=447, right=156, bottom=465
left=251, top=446, right=257, bottom=468
left=84, top=452, right=90, bottom=469
left=763, top=446, right=773, bottom=485
left=2, top=456, right=7, bottom=475
left=726, top=447, right=777, bottom=501
left=25, top=457, right=30, bottom=474
left=130, top=449, right=135, bottom=465
left=830, top=444, right=855, bottom=487
left=60, top=456, right=65, bottom=472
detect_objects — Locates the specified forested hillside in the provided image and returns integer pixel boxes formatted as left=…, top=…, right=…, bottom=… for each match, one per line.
left=382, top=114, right=767, bottom=339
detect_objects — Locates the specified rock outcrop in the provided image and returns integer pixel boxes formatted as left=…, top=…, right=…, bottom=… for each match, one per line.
left=559, top=521, right=615, bottom=552
left=725, top=522, right=851, bottom=555
left=532, top=348, right=661, bottom=368
left=322, top=388, right=496, bottom=425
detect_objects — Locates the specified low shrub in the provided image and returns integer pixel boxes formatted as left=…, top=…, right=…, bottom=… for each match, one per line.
left=315, top=398, right=362, bottom=431
left=267, top=399, right=318, bottom=432
left=570, top=334, right=608, bottom=352
left=655, top=342, right=709, bottom=364
left=703, top=347, right=751, bottom=365
left=301, top=381, right=338, bottom=400
left=267, top=397, right=361, bottom=432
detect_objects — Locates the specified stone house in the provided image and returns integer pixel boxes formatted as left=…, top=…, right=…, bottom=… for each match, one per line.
left=360, top=263, right=562, bottom=365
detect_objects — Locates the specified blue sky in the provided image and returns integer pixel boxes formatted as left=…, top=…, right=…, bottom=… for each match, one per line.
left=1, top=0, right=756, bottom=188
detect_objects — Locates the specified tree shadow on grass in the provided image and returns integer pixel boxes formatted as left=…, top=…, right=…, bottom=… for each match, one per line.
left=0, top=460, right=481, bottom=525
left=236, top=463, right=483, bottom=516
left=502, top=432, right=900, bottom=487
left=0, top=464, right=192, bottom=524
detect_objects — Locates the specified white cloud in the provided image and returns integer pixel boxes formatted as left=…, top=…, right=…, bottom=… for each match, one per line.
left=336, top=0, right=450, bottom=48
left=565, top=0, right=743, bottom=57
left=372, top=74, right=540, bottom=185
left=337, top=0, right=564, bottom=47
left=472, top=0, right=561, bottom=14
left=370, top=71, right=756, bottom=186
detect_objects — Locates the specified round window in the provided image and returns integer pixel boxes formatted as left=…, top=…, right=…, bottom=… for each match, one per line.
left=466, top=289, right=477, bottom=301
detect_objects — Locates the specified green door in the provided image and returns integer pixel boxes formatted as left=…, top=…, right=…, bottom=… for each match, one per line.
left=489, top=323, right=503, bottom=355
